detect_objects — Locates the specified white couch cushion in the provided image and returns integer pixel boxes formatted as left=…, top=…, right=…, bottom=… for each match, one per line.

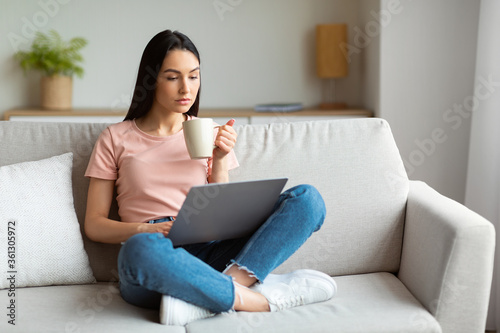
left=0, top=153, right=95, bottom=288
left=230, top=119, right=409, bottom=276
left=0, top=273, right=440, bottom=333
left=187, top=273, right=441, bottom=333
left=0, top=121, right=120, bottom=282
left=0, top=283, right=183, bottom=333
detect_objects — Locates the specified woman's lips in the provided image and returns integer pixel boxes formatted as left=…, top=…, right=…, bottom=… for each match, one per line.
left=176, top=98, right=191, bottom=105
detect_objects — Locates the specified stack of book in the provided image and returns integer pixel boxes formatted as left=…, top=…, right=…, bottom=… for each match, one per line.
left=254, top=103, right=303, bottom=112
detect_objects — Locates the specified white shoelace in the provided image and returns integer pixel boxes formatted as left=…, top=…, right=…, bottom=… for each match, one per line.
left=271, top=295, right=305, bottom=311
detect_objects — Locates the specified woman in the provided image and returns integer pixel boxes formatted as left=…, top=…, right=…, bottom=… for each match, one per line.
left=84, top=29, right=336, bottom=326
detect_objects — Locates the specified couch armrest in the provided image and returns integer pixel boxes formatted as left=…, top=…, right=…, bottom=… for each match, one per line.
left=398, top=181, right=495, bottom=333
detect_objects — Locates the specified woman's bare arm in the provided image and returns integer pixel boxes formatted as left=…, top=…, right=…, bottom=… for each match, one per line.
left=84, top=177, right=173, bottom=244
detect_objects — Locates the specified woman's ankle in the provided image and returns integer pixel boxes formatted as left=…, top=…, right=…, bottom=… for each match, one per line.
left=233, top=283, right=270, bottom=312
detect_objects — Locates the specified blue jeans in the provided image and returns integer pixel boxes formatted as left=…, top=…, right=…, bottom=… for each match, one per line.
left=118, top=184, right=326, bottom=313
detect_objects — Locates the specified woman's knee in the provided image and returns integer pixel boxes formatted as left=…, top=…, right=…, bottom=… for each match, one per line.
left=119, top=233, right=174, bottom=270
left=288, top=184, right=326, bottom=231
left=121, top=232, right=167, bottom=254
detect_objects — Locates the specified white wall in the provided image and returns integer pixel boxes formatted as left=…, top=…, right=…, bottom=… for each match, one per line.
left=0, top=0, right=363, bottom=117
left=379, top=0, right=480, bottom=203
left=358, top=0, right=381, bottom=114
left=465, top=0, right=500, bottom=329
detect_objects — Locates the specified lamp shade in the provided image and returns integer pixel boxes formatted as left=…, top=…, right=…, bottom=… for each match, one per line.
left=316, top=24, right=348, bottom=78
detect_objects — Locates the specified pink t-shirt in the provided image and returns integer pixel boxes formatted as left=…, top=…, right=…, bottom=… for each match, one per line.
left=85, top=116, right=239, bottom=223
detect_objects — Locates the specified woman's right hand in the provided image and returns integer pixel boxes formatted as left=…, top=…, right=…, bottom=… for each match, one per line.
left=139, top=220, right=174, bottom=237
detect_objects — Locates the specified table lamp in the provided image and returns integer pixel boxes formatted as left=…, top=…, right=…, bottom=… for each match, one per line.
left=316, top=24, right=348, bottom=110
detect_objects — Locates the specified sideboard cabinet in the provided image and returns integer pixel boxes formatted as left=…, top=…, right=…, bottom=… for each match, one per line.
left=3, top=108, right=373, bottom=125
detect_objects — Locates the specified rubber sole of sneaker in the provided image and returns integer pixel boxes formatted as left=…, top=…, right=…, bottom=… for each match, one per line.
left=160, top=295, right=215, bottom=326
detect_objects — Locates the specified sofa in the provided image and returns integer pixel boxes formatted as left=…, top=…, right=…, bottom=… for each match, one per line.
left=0, top=118, right=495, bottom=333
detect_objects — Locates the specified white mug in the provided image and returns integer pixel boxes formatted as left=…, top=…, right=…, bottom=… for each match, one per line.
left=182, top=118, right=216, bottom=159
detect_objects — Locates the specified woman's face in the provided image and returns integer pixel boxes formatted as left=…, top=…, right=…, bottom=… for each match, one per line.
left=154, top=49, right=200, bottom=114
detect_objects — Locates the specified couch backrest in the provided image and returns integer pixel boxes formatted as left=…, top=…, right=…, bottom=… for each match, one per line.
left=0, top=118, right=408, bottom=281
left=0, top=121, right=118, bottom=281
left=230, top=119, right=409, bottom=276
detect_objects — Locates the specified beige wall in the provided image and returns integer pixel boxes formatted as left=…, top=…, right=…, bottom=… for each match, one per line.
left=379, top=0, right=480, bottom=203
left=0, top=0, right=362, bottom=116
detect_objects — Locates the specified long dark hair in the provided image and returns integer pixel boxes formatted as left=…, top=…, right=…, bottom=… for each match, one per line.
left=124, top=30, right=201, bottom=120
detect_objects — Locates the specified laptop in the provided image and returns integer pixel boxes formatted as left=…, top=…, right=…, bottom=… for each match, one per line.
left=168, top=178, right=288, bottom=246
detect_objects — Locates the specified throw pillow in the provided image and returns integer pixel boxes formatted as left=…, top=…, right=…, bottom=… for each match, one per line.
left=0, top=152, right=95, bottom=288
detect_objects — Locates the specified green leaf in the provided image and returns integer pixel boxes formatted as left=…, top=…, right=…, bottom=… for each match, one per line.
left=13, top=29, right=88, bottom=78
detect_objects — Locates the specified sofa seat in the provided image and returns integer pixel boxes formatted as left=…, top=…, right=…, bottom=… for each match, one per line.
left=190, top=272, right=441, bottom=333
left=0, top=272, right=440, bottom=333
left=0, top=283, right=176, bottom=333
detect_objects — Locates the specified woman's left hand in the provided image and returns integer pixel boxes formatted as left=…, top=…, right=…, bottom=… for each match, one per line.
left=213, top=119, right=237, bottom=159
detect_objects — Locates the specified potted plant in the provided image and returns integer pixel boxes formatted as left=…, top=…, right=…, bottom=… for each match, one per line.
left=15, top=30, right=87, bottom=110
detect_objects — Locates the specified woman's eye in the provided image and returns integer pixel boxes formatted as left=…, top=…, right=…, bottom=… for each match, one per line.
left=190, top=76, right=198, bottom=80
left=167, top=77, right=178, bottom=81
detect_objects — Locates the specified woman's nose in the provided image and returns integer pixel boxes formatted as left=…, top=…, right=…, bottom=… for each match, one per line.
left=179, top=78, right=190, bottom=94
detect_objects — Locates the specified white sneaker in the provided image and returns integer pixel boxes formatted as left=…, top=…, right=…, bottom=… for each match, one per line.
left=160, top=295, right=215, bottom=325
left=252, top=269, right=337, bottom=312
